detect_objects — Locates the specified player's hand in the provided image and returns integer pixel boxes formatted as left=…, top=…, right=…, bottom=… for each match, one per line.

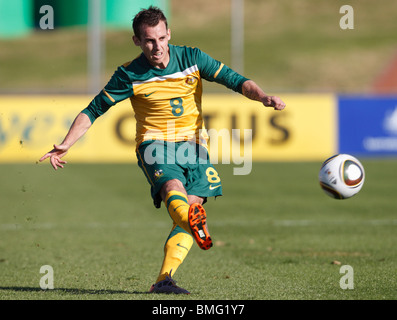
left=39, top=144, right=69, bottom=170
left=262, top=96, right=286, bottom=111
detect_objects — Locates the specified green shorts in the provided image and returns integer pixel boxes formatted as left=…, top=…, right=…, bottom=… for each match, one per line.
left=136, top=140, right=222, bottom=208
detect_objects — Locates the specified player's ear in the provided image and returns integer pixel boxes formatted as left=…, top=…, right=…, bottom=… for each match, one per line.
left=167, top=29, right=171, bottom=41
left=132, top=35, right=141, bottom=46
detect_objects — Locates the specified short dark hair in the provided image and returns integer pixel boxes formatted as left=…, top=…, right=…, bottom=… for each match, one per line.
left=133, top=6, right=168, bottom=39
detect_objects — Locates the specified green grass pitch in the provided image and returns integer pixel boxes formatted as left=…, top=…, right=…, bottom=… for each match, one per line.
left=0, top=160, right=396, bottom=300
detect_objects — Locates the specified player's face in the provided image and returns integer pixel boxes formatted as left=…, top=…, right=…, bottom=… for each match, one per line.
left=133, top=21, right=171, bottom=69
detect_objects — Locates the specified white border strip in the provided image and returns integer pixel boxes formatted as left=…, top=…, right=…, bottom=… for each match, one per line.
left=132, top=65, right=199, bottom=86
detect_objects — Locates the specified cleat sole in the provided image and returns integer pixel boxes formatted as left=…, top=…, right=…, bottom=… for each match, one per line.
left=188, top=204, right=213, bottom=250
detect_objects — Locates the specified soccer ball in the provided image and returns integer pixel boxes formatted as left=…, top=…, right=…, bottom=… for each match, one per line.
left=319, top=154, right=365, bottom=199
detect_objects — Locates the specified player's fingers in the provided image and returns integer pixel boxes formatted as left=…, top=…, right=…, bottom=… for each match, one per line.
left=49, top=155, right=65, bottom=170
left=272, top=97, right=286, bottom=111
left=50, top=156, right=58, bottom=170
left=39, top=153, right=51, bottom=162
left=56, top=158, right=67, bottom=168
left=58, top=160, right=67, bottom=167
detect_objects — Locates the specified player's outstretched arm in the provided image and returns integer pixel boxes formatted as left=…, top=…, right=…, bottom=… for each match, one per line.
left=39, top=112, right=92, bottom=170
left=242, top=80, right=286, bottom=111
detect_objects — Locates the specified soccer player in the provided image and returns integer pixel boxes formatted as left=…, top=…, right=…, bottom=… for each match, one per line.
left=39, top=6, right=286, bottom=294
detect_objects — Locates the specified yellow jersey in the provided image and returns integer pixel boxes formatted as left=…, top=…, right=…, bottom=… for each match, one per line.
left=82, top=44, right=248, bottom=148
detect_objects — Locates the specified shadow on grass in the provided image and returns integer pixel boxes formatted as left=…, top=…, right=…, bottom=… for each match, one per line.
left=0, top=286, right=149, bottom=295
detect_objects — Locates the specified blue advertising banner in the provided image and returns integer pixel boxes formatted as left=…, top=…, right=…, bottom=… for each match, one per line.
left=338, top=96, right=397, bottom=156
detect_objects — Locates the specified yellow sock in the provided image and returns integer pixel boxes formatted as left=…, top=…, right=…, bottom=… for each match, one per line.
left=156, top=224, right=193, bottom=283
left=164, top=191, right=191, bottom=235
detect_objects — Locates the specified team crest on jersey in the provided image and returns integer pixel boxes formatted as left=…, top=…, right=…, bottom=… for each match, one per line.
left=154, top=169, right=164, bottom=180
left=185, top=76, right=198, bottom=86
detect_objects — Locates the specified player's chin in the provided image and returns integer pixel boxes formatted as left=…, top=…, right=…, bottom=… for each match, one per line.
left=151, top=52, right=163, bottom=61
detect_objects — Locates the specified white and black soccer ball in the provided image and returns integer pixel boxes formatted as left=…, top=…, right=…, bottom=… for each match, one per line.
left=319, top=154, right=365, bottom=199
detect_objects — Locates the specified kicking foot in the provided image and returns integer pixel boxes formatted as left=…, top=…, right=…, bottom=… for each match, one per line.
left=188, top=203, right=213, bottom=250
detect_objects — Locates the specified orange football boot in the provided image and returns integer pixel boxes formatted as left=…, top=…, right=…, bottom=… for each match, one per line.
left=188, top=203, right=213, bottom=250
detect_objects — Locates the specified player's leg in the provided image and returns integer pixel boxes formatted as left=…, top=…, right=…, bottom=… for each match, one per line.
left=138, top=141, right=220, bottom=293
left=151, top=188, right=210, bottom=293
left=137, top=142, right=193, bottom=293
left=160, top=179, right=191, bottom=234
left=161, top=179, right=212, bottom=250
left=154, top=223, right=193, bottom=284
left=150, top=225, right=192, bottom=294
left=149, top=190, right=194, bottom=294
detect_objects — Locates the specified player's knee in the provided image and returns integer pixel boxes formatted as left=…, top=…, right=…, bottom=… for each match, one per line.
left=160, top=179, right=186, bottom=200
left=187, top=195, right=204, bottom=205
